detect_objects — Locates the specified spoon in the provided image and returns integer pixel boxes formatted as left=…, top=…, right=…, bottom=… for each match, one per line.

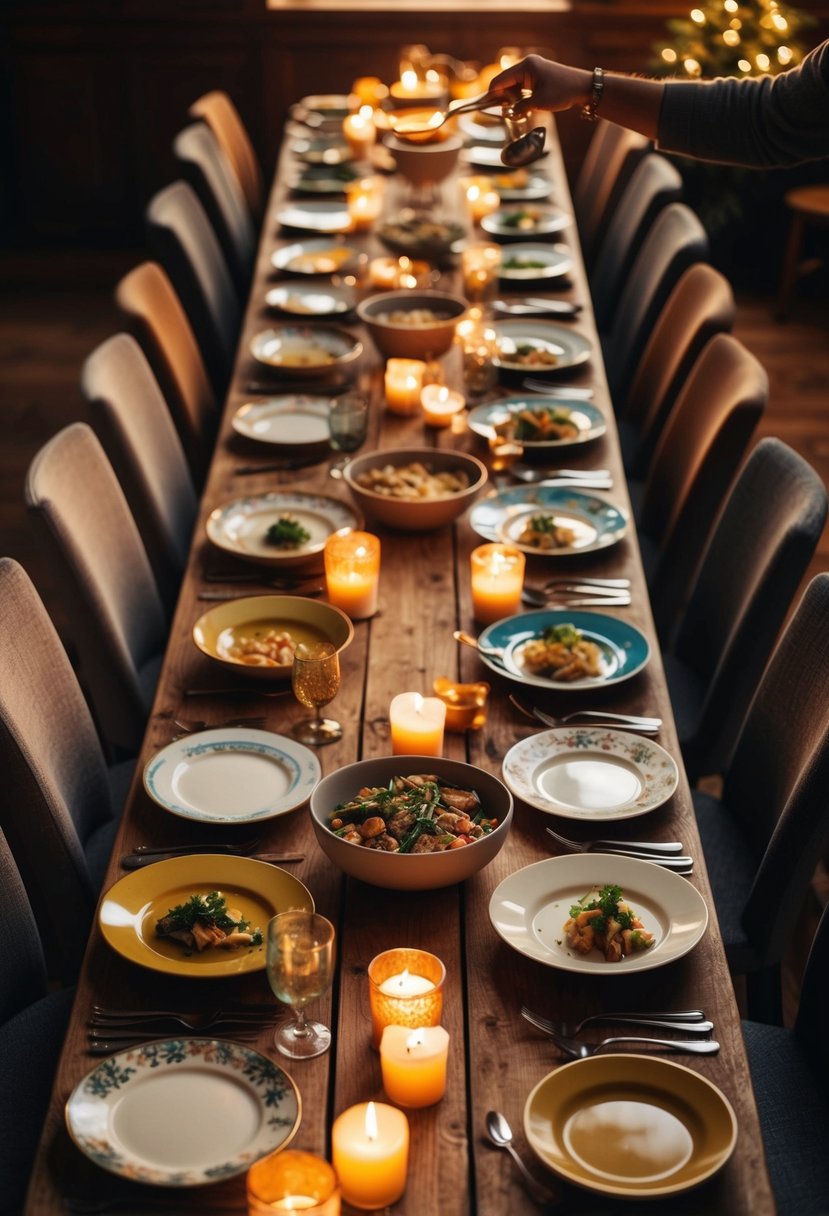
left=501, top=126, right=547, bottom=168
left=453, top=630, right=505, bottom=663
left=387, top=89, right=504, bottom=136
left=485, top=1110, right=561, bottom=1207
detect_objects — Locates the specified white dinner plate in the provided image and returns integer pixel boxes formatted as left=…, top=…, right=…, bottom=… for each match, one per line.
left=291, top=136, right=354, bottom=166
left=249, top=324, right=362, bottom=376
left=66, top=1038, right=300, bottom=1186
left=497, top=244, right=573, bottom=282
left=492, top=319, right=592, bottom=374
left=457, top=112, right=507, bottom=142
left=489, top=854, right=708, bottom=973
left=276, top=200, right=352, bottom=233
left=271, top=238, right=362, bottom=277
left=493, top=170, right=553, bottom=202
left=206, top=490, right=361, bottom=567
left=231, top=395, right=333, bottom=450
left=502, top=728, right=678, bottom=820
left=265, top=281, right=355, bottom=317
left=143, top=728, right=321, bottom=824
left=481, top=205, right=571, bottom=240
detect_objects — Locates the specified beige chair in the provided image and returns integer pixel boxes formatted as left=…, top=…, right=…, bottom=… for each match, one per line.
left=572, top=120, right=651, bottom=269
left=189, top=89, right=264, bottom=224
left=82, top=332, right=198, bottom=613
left=114, top=260, right=218, bottom=485
left=25, top=422, right=167, bottom=757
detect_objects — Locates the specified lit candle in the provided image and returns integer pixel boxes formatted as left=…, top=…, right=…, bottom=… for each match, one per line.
left=342, top=106, right=376, bottom=159
left=390, top=70, right=444, bottom=102
left=433, top=676, right=490, bottom=732
left=389, top=691, right=446, bottom=755
left=368, top=948, right=445, bottom=1048
left=380, top=1025, right=450, bottom=1108
left=461, top=176, right=501, bottom=224
left=470, top=542, right=525, bottom=624
left=351, top=76, right=389, bottom=107
left=461, top=241, right=502, bottom=304
left=247, top=1149, right=340, bottom=1215
left=331, top=1102, right=409, bottom=1210
left=324, top=530, right=380, bottom=620
left=345, top=176, right=383, bottom=232
left=421, top=384, right=465, bottom=428
left=384, top=358, right=426, bottom=415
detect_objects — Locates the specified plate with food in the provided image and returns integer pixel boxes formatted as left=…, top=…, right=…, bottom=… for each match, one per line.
left=490, top=169, right=553, bottom=202
left=291, top=136, right=354, bottom=166
left=469, top=486, right=628, bottom=556
left=265, top=281, right=356, bottom=318
left=481, top=205, right=571, bottom=240
left=467, top=396, right=606, bottom=450
left=66, top=1038, right=300, bottom=1186
left=98, top=855, right=314, bottom=977
left=271, top=238, right=362, bottom=277
left=143, top=728, right=321, bottom=825
left=290, top=161, right=361, bottom=194
left=492, top=320, right=592, bottom=375
left=249, top=325, right=362, bottom=376
left=489, top=854, right=708, bottom=973
left=231, top=395, right=333, bottom=451
left=524, top=1055, right=736, bottom=1198
left=475, top=610, right=649, bottom=690
left=376, top=216, right=466, bottom=261
left=275, top=201, right=352, bottom=233
left=498, top=244, right=573, bottom=282
left=502, top=728, right=678, bottom=820
left=206, top=491, right=361, bottom=567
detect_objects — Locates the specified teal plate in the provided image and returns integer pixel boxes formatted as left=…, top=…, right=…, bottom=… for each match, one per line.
left=468, top=486, right=628, bottom=556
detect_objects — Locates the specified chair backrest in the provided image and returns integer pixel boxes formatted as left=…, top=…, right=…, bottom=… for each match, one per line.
left=114, top=261, right=218, bottom=485
left=621, top=262, right=736, bottom=476
left=670, top=438, right=828, bottom=778
left=0, top=559, right=115, bottom=977
left=602, top=202, right=709, bottom=404
left=189, top=89, right=264, bottom=223
left=589, top=153, right=684, bottom=333
left=145, top=180, right=240, bottom=398
left=642, top=333, right=768, bottom=632
left=82, top=333, right=198, bottom=613
left=573, top=121, right=651, bottom=269
left=25, top=422, right=167, bottom=756
left=173, top=122, right=257, bottom=296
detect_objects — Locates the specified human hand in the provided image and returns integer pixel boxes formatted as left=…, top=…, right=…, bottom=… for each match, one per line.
left=489, top=55, right=591, bottom=116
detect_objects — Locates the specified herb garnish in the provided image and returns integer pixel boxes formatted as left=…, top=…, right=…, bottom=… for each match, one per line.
left=265, top=515, right=311, bottom=549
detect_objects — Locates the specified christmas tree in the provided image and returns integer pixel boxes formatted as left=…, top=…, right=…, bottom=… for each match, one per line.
left=654, top=0, right=813, bottom=81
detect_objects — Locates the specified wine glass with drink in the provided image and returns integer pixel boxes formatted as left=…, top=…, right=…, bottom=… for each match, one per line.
left=291, top=640, right=342, bottom=744
left=266, top=910, right=335, bottom=1058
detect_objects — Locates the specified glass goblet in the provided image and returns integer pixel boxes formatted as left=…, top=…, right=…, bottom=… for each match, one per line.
left=266, top=910, right=335, bottom=1059
left=291, top=640, right=342, bottom=745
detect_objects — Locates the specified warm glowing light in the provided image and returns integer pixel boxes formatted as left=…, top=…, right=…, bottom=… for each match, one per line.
left=723, top=29, right=740, bottom=46
left=738, top=58, right=752, bottom=72
left=662, top=47, right=678, bottom=63
left=401, top=69, right=418, bottom=91
left=724, top=0, right=738, bottom=10
left=684, top=58, right=702, bottom=76
left=772, top=12, right=789, bottom=30
left=778, top=46, right=793, bottom=65
left=729, top=18, right=741, bottom=29
left=690, top=8, right=705, bottom=24
left=756, top=53, right=771, bottom=71
left=365, top=1102, right=379, bottom=1141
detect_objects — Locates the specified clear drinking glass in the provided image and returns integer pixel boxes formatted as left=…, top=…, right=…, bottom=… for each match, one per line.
left=266, top=910, right=336, bottom=1058
left=328, top=390, right=369, bottom=478
left=291, top=640, right=342, bottom=745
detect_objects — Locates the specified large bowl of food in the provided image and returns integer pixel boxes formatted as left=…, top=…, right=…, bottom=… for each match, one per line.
left=310, top=756, right=513, bottom=890
left=192, top=595, right=354, bottom=681
left=343, top=446, right=488, bottom=531
left=357, top=290, right=468, bottom=359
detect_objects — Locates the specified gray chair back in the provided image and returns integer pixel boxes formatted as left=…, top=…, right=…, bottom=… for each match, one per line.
left=573, top=120, right=650, bottom=269
left=189, top=89, right=264, bottom=224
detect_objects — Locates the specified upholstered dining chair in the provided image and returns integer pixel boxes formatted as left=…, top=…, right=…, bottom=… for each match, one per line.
left=601, top=202, right=709, bottom=406
left=589, top=152, right=683, bottom=333
left=81, top=333, right=198, bottom=615
left=617, top=262, right=736, bottom=478
left=0, top=559, right=133, bottom=979
left=173, top=121, right=257, bottom=297
left=25, top=422, right=167, bottom=757
left=114, top=261, right=218, bottom=486
left=145, top=179, right=241, bottom=398
left=693, top=573, right=829, bottom=1024
left=572, top=120, right=650, bottom=270
left=188, top=89, right=264, bottom=224
left=0, top=825, right=76, bottom=1211
left=742, top=898, right=829, bottom=1214
left=661, top=438, right=827, bottom=781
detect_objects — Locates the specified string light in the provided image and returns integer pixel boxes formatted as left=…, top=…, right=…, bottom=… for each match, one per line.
left=738, top=58, right=752, bottom=71
left=723, top=28, right=741, bottom=45
left=662, top=47, right=678, bottom=63
left=690, top=8, right=705, bottom=23
left=755, top=52, right=771, bottom=69
left=777, top=45, right=793, bottom=63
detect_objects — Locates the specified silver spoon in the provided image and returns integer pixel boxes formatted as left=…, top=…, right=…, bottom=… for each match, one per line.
left=502, top=126, right=547, bottom=167
left=485, top=1110, right=561, bottom=1207
left=453, top=630, right=505, bottom=663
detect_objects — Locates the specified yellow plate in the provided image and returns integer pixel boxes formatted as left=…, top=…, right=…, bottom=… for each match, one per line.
left=98, top=855, right=314, bottom=978
left=524, top=1055, right=737, bottom=1198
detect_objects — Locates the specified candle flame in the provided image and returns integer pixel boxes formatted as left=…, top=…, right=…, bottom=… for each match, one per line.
left=365, top=1100, right=379, bottom=1141
left=396, top=967, right=412, bottom=989
left=413, top=694, right=424, bottom=715
left=406, top=1029, right=425, bottom=1052
left=359, top=104, right=374, bottom=120
left=401, top=69, right=418, bottom=90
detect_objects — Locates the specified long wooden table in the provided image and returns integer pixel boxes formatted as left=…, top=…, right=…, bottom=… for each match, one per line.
left=26, top=111, right=774, bottom=1215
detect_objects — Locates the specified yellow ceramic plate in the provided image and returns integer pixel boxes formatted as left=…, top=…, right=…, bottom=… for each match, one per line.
left=524, top=1055, right=737, bottom=1198
left=98, top=855, right=313, bottom=977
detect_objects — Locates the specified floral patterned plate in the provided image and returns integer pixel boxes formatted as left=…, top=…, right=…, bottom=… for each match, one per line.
left=502, top=727, right=678, bottom=820
left=65, top=1038, right=300, bottom=1185
left=206, top=490, right=361, bottom=568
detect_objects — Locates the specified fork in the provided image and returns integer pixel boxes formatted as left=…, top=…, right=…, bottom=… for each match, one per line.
left=522, top=378, right=594, bottom=398
left=184, top=686, right=293, bottom=698
left=172, top=716, right=266, bottom=733
left=199, top=584, right=323, bottom=600
left=544, top=829, right=693, bottom=870
left=520, top=588, right=631, bottom=608
left=521, top=1004, right=713, bottom=1037
left=509, top=693, right=662, bottom=733
left=127, top=836, right=261, bottom=857
left=91, top=1005, right=275, bottom=1028
left=523, top=1024, right=720, bottom=1058
left=544, top=826, right=685, bottom=856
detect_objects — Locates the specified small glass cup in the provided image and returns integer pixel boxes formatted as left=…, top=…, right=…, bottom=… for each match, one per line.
left=455, top=313, right=498, bottom=397
left=461, top=241, right=501, bottom=304
left=266, top=910, right=336, bottom=1058
left=328, top=391, right=369, bottom=476
left=247, top=1149, right=341, bottom=1215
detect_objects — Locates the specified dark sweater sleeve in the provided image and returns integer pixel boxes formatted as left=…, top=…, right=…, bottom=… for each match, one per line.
left=657, top=38, right=829, bottom=167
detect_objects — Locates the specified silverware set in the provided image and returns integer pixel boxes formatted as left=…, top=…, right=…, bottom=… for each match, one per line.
left=521, top=586, right=630, bottom=608
left=494, top=297, right=582, bottom=318
left=172, top=715, right=265, bottom=733
left=87, top=1005, right=277, bottom=1055
left=509, top=466, right=612, bottom=488
left=521, top=378, right=594, bottom=398
left=545, top=826, right=693, bottom=872
left=509, top=693, right=662, bottom=735
left=485, top=1110, right=561, bottom=1208
left=521, top=1005, right=718, bottom=1057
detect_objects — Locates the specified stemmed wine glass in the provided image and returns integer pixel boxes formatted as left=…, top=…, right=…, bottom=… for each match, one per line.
left=291, top=640, right=342, bottom=744
left=266, top=910, right=335, bottom=1058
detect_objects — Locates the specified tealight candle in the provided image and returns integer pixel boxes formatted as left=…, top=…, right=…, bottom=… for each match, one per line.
left=421, top=383, right=465, bottom=428
left=324, top=530, right=380, bottom=620
left=368, top=256, right=432, bottom=291
left=345, top=176, right=383, bottom=232
left=331, top=1102, right=409, bottom=1210
left=247, top=1150, right=340, bottom=1215
left=390, top=69, right=445, bottom=102
left=342, top=106, right=376, bottom=159
left=389, top=691, right=446, bottom=755
left=368, top=948, right=445, bottom=1049
left=461, top=241, right=502, bottom=304
left=433, top=676, right=490, bottom=732
left=470, top=542, right=525, bottom=624
left=461, top=177, right=501, bottom=224
left=384, top=358, right=426, bottom=415
left=380, top=1025, right=450, bottom=1108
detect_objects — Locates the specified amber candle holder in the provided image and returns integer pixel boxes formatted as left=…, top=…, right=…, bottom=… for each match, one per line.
left=247, top=1149, right=340, bottom=1214
left=433, top=676, right=490, bottom=732
left=368, top=948, right=445, bottom=1050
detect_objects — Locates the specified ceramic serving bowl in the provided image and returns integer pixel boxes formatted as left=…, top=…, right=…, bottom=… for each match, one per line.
left=384, top=133, right=464, bottom=181
left=357, top=290, right=468, bottom=359
left=310, top=755, right=513, bottom=890
left=343, top=446, right=488, bottom=531
left=192, top=594, right=353, bottom=681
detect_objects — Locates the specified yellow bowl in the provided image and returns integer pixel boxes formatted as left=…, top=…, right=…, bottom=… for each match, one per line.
left=192, top=594, right=354, bottom=681
left=343, top=447, right=488, bottom=531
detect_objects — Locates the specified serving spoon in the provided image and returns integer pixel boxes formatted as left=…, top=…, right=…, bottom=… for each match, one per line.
left=387, top=89, right=505, bottom=136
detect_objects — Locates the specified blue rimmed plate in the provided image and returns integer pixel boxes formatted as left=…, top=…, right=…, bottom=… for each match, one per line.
left=143, top=728, right=321, bottom=824
left=477, top=610, right=649, bottom=690
left=468, top=486, right=627, bottom=557
left=468, top=396, right=606, bottom=450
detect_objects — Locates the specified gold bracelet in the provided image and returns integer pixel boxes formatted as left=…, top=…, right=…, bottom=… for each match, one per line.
left=580, top=66, right=605, bottom=122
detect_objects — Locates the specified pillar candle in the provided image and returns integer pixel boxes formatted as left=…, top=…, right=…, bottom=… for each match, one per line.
left=421, top=384, right=465, bottom=428
left=346, top=177, right=383, bottom=232
left=368, top=948, right=445, bottom=1048
left=323, top=530, right=380, bottom=620
left=389, top=692, right=446, bottom=755
left=384, top=358, right=426, bottom=415
left=462, top=177, right=501, bottom=224
left=331, top=1102, right=409, bottom=1210
left=470, top=543, right=525, bottom=624
left=380, top=1025, right=450, bottom=1108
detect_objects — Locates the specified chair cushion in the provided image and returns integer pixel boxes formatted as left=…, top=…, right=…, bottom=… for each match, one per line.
left=743, top=1018, right=829, bottom=1215
left=692, top=789, right=759, bottom=969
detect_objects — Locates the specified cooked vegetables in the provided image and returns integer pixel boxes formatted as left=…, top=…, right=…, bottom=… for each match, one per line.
left=155, top=891, right=263, bottom=953
left=564, top=883, right=654, bottom=962
left=522, top=622, right=602, bottom=680
left=328, top=773, right=498, bottom=853
left=517, top=512, right=577, bottom=550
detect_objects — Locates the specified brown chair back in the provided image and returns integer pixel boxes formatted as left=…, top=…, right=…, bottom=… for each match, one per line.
left=573, top=121, right=650, bottom=269
left=189, top=89, right=264, bottom=223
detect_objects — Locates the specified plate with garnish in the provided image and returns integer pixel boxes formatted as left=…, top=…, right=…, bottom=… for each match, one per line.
left=265, top=281, right=356, bottom=318
left=498, top=243, right=572, bottom=281
left=482, top=205, right=571, bottom=240
left=467, top=396, right=606, bottom=450
left=271, top=238, right=362, bottom=277
left=249, top=324, right=362, bottom=376
left=469, top=486, right=628, bottom=556
left=206, top=491, right=361, bottom=568
left=493, top=320, right=592, bottom=375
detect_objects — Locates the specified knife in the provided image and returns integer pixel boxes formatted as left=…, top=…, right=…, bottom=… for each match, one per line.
left=121, top=851, right=305, bottom=869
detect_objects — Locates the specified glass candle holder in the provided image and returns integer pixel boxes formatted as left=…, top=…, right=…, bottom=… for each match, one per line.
left=351, top=76, right=389, bottom=108
left=346, top=176, right=384, bottom=232
left=455, top=314, right=498, bottom=397
left=323, top=530, right=380, bottom=620
left=461, top=176, right=501, bottom=224
left=470, top=543, right=525, bottom=624
left=380, top=1025, right=450, bottom=1108
left=432, top=676, right=490, bottom=732
left=368, top=947, right=445, bottom=1049
left=421, top=384, right=465, bottom=428
left=331, top=1102, right=409, bottom=1210
left=389, top=691, right=446, bottom=755
left=384, top=358, right=426, bottom=415
left=247, top=1150, right=340, bottom=1215
left=461, top=242, right=501, bottom=304
left=342, top=107, right=377, bottom=160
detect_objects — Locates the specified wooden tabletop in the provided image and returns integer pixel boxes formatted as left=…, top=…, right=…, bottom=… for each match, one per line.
left=26, top=114, right=773, bottom=1215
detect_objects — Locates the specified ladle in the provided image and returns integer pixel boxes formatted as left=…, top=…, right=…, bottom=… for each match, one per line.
left=501, top=125, right=547, bottom=168
left=387, top=89, right=506, bottom=137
